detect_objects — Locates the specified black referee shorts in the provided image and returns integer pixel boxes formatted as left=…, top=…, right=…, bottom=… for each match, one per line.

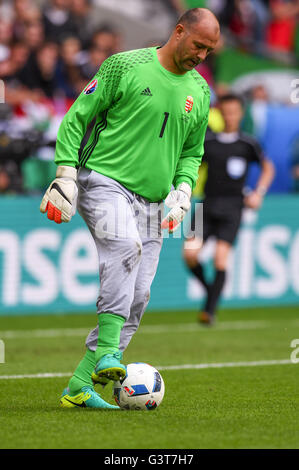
left=192, top=197, right=243, bottom=245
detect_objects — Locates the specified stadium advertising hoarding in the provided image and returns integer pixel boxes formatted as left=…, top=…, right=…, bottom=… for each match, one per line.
left=0, top=195, right=298, bottom=315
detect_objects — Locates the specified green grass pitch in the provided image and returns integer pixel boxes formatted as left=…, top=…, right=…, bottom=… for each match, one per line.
left=0, top=306, right=298, bottom=449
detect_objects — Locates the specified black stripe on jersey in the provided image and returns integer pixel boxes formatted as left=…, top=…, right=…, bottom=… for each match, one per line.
left=78, top=118, right=96, bottom=163
left=79, top=116, right=105, bottom=165
left=80, top=112, right=108, bottom=167
left=82, top=117, right=107, bottom=167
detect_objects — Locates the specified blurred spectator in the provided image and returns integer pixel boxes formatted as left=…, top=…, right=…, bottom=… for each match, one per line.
left=185, top=0, right=299, bottom=59
left=71, top=0, right=101, bottom=48
left=228, top=0, right=257, bottom=48
left=242, top=84, right=269, bottom=139
left=43, top=0, right=78, bottom=43
left=167, top=0, right=186, bottom=15
left=78, top=42, right=108, bottom=80
left=10, top=42, right=30, bottom=75
left=0, top=1, right=14, bottom=22
left=91, top=26, right=122, bottom=55
left=251, top=84, right=269, bottom=102
left=77, top=26, right=121, bottom=80
left=184, top=0, right=235, bottom=27
left=266, top=0, right=299, bottom=53
left=0, top=41, right=29, bottom=82
left=55, top=36, right=85, bottom=97
left=251, top=0, right=270, bottom=47
left=13, top=0, right=41, bottom=41
left=23, top=20, right=45, bottom=51
left=18, top=42, right=59, bottom=97
left=0, top=19, right=13, bottom=62
left=0, top=103, right=41, bottom=193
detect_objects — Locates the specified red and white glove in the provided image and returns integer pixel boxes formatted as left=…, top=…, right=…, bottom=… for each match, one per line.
left=40, top=166, right=78, bottom=224
left=161, top=182, right=191, bottom=233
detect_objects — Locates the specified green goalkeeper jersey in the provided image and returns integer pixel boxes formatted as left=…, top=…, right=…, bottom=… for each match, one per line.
left=55, top=47, right=210, bottom=202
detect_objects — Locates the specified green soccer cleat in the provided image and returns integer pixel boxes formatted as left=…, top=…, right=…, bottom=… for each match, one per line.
left=60, top=386, right=120, bottom=409
left=91, top=351, right=127, bottom=383
left=92, top=375, right=110, bottom=387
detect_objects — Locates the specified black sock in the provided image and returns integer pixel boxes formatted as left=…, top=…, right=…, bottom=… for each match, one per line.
left=190, top=263, right=209, bottom=291
left=204, top=269, right=226, bottom=316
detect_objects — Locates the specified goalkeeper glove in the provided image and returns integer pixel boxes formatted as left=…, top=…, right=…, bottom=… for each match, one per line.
left=161, top=182, right=191, bottom=233
left=40, top=166, right=78, bottom=224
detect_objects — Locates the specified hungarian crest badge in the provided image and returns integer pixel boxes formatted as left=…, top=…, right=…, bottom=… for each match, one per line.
left=185, top=95, right=194, bottom=113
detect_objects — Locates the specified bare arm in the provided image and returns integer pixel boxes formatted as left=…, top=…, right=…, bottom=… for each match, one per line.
left=292, top=165, right=299, bottom=179
left=244, top=158, right=275, bottom=209
left=255, top=157, right=275, bottom=193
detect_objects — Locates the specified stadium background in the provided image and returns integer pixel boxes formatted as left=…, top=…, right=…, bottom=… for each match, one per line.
left=0, top=0, right=299, bottom=316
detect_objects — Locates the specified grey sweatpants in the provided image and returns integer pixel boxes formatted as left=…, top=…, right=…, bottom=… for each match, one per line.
left=77, top=168, right=163, bottom=353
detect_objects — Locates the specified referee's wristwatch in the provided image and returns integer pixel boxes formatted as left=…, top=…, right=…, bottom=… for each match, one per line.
left=256, top=186, right=267, bottom=197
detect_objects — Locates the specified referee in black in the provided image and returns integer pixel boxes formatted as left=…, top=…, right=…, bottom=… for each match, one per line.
left=183, top=94, right=275, bottom=325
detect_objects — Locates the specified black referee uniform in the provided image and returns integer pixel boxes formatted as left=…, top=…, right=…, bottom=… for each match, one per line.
left=195, top=130, right=265, bottom=243
left=188, top=130, right=265, bottom=323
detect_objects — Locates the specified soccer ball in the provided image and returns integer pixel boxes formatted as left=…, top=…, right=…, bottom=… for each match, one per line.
left=113, top=362, right=165, bottom=410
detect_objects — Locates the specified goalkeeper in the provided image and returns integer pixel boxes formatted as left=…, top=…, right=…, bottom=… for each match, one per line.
left=40, top=8, right=220, bottom=409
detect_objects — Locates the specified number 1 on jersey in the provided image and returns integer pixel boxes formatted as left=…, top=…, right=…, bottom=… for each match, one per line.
left=159, top=112, right=169, bottom=138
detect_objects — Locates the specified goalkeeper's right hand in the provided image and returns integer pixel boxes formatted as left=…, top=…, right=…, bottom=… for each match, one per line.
left=40, top=166, right=78, bottom=224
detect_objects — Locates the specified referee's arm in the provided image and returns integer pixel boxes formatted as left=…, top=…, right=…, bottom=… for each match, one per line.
left=244, top=157, right=275, bottom=209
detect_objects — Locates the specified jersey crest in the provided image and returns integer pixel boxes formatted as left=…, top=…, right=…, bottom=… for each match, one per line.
left=84, top=79, right=98, bottom=95
left=185, top=96, right=194, bottom=113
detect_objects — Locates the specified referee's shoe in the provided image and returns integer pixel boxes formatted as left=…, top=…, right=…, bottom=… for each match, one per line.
left=198, top=311, right=215, bottom=326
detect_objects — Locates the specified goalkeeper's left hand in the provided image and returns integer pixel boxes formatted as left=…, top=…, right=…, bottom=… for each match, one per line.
left=161, top=182, right=191, bottom=233
left=40, top=166, right=78, bottom=224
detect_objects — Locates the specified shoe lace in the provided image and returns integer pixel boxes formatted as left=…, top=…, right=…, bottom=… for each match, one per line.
left=100, top=351, right=123, bottom=361
left=107, top=351, right=123, bottom=361
left=113, top=351, right=123, bottom=360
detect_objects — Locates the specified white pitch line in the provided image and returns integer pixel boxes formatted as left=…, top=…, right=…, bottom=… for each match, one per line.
left=1, top=319, right=298, bottom=340
left=139, top=320, right=272, bottom=334
left=0, top=372, right=72, bottom=380
left=0, top=328, right=90, bottom=339
left=157, top=359, right=293, bottom=371
left=0, top=359, right=294, bottom=380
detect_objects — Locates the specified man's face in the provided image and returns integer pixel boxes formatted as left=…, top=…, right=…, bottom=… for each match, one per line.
left=93, top=32, right=116, bottom=55
left=219, top=100, right=244, bottom=131
left=53, top=0, right=71, bottom=9
left=174, top=22, right=219, bottom=73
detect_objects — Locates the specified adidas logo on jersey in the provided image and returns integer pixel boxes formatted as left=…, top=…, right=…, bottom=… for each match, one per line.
left=141, top=87, right=153, bottom=96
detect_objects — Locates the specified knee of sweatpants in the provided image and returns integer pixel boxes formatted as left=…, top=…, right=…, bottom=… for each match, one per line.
left=120, top=238, right=142, bottom=274
left=132, top=287, right=150, bottom=315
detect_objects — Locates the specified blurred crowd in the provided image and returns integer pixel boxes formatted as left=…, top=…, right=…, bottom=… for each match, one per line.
left=190, top=0, right=299, bottom=60
left=0, top=0, right=125, bottom=193
left=0, top=0, right=125, bottom=100
left=0, top=0, right=299, bottom=194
